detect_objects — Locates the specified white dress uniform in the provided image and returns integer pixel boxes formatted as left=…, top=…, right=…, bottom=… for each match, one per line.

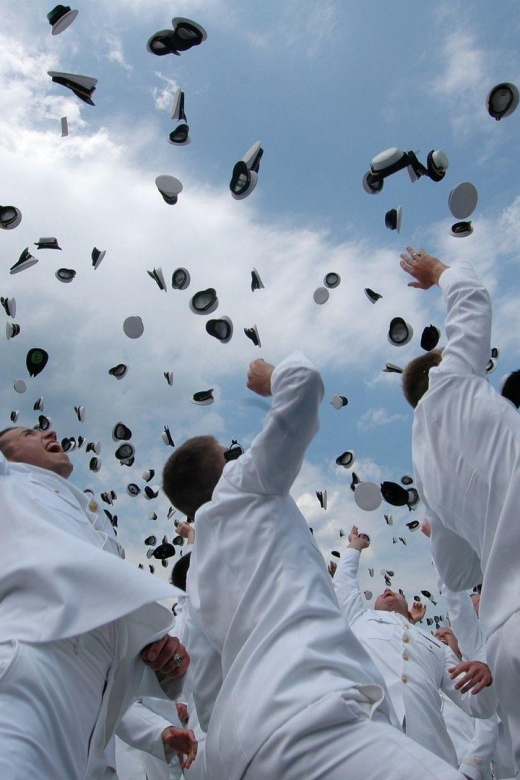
left=410, top=261, right=520, bottom=771
left=188, top=351, right=465, bottom=780
left=334, top=547, right=497, bottom=767
left=0, top=454, right=183, bottom=780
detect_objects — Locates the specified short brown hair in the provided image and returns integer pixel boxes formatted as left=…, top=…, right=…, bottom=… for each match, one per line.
left=402, top=350, right=443, bottom=408
left=162, top=435, right=224, bottom=517
left=0, top=427, right=21, bottom=457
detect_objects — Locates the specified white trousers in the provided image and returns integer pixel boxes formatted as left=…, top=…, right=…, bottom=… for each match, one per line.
left=0, top=626, right=115, bottom=780
left=487, top=612, right=520, bottom=779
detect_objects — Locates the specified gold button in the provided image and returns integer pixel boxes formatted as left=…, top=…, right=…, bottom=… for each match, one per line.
left=403, top=635, right=410, bottom=643
left=403, top=652, right=409, bottom=661
left=402, top=675, right=408, bottom=684
left=89, top=501, right=98, bottom=512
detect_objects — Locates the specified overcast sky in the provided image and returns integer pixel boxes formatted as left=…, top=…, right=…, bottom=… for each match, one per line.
left=1, top=0, right=520, bottom=622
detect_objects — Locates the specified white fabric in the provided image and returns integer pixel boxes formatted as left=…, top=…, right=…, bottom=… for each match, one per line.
left=188, top=351, right=464, bottom=780
left=410, top=261, right=520, bottom=771
left=334, top=548, right=497, bottom=767
left=0, top=453, right=181, bottom=779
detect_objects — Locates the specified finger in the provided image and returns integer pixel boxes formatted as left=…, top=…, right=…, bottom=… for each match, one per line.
left=141, top=635, right=168, bottom=663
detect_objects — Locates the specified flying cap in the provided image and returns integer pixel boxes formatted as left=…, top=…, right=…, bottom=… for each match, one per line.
left=324, top=272, right=341, bottom=289
left=109, top=363, right=128, bottom=380
left=406, top=488, right=420, bottom=510
left=10, top=410, right=19, bottom=422
left=383, top=362, right=403, bottom=374
left=48, top=71, right=97, bottom=105
left=500, top=369, right=520, bottom=409
left=115, top=443, right=135, bottom=461
left=384, top=514, right=393, bottom=525
left=354, top=481, right=382, bottom=511
left=33, top=397, right=44, bottom=411
left=486, top=358, right=497, bottom=375
left=164, top=371, right=174, bottom=386
left=156, top=175, right=183, bottom=205
left=244, top=325, right=261, bottom=347
left=316, top=490, right=327, bottom=510
left=172, top=268, right=190, bottom=290
left=123, top=316, right=144, bottom=339
left=56, top=268, right=76, bottom=283
left=47, top=5, right=78, bottom=35
left=162, top=426, right=175, bottom=447
left=142, top=469, right=155, bottom=482
left=61, top=117, right=68, bottom=136
left=191, top=389, right=214, bottom=405
left=35, top=237, right=61, bottom=250
left=1, top=297, right=16, bottom=317
left=126, top=483, right=141, bottom=497
left=230, top=142, right=263, bottom=200
left=364, top=590, right=373, bottom=600
left=0, top=206, right=22, bottom=230
left=74, top=405, right=85, bottom=422
left=171, top=88, right=187, bottom=122
left=206, top=316, right=233, bottom=343
left=420, top=325, right=440, bottom=351
left=364, top=288, right=382, bottom=304
left=330, top=394, right=348, bottom=409
left=450, top=221, right=473, bottom=238
left=190, top=288, right=218, bottom=315
left=6, top=322, right=20, bottom=340
left=448, top=182, right=478, bottom=220
left=147, top=19, right=207, bottom=56
left=148, top=267, right=167, bottom=291
left=91, top=247, right=106, bottom=269
left=86, top=441, right=101, bottom=454
left=388, top=317, right=413, bottom=346
left=406, top=520, right=420, bottom=531
left=153, top=537, right=176, bottom=559
left=385, top=206, right=402, bottom=232
left=144, top=535, right=156, bottom=546
left=336, top=451, right=355, bottom=468
left=168, top=124, right=190, bottom=145
left=144, top=485, right=160, bottom=500
left=37, top=415, right=52, bottom=431
left=313, top=287, right=329, bottom=304
left=26, top=348, right=49, bottom=377
left=89, top=457, right=101, bottom=472
left=380, top=481, right=409, bottom=506
left=112, top=422, right=132, bottom=441
left=401, top=475, right=414, bottom=486
left=10, top=248, right=38, bottom=275
left=251, top=268, right=264, bottom=291
left=13, top=379, right=26, bottom=394
left=486, top=82, right=519, bottom=120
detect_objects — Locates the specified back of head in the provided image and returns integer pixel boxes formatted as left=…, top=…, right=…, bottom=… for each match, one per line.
left=162, top=435, right=224, bottom=517
left=0, top=426, right=21, bottom=458
left=402, top=349, right=443, bottom=408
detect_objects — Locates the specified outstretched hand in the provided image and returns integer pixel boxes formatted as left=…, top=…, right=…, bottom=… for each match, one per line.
left=449, top=660, right=493, bottom=695
left=162, top=725, right=198, bottom=770
left=247, top=359, right=275, bottom=397
left=399, top=247, right=449, bottom=289
left=409, top=602, right=427, bottom=624
left=348, top=525, right=370, bottom=552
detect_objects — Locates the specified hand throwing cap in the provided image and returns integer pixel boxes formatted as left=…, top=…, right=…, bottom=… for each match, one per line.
left=47, top=5, right=78, bottom=35
left=189, top=288, right=218, bottom=315
left=0, top=206, right=22, bottom=230
left=206, top=316, right=233, bottom=343
left=420, top=325, right=440, bottom=351
left=448, top=182, right=478, bottom=220
left=123, top=316, right=144, bottom=338
left=487, top=82, right=519, bottom=120
left=156, top=175, right=183, bottom=205
left=388, top=317, right=413, bottom=346
left=26, top=348, right=49, bottom=377
left=354, top=482, right=382, bottom=511
left=171, top=268, right=190, bottom=290
left=48, top=71, right=97, bottom=105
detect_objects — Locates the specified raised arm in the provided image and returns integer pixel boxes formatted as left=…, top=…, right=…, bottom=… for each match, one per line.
left=334, top=526, right=369, bottom=626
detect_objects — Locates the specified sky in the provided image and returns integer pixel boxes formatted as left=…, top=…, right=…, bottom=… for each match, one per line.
left=1, top=0, right=520, bottom=625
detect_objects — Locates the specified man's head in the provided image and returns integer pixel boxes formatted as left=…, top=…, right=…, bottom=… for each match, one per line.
left=374, top=588, right=411, bottom=619
left=402, top=349, right=443, bottom=408
left=435, top=626, right=462, bottom=660
left=0, top=426, right=73, bottom=478
left=162, top=435, right=226, bottom=517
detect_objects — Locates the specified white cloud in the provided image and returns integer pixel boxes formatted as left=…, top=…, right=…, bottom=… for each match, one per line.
left=357, top=406, right=407, bottom=432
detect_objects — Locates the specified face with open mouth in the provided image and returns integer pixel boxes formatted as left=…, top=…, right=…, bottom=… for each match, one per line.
left=0, top=427, right=73, bottom=478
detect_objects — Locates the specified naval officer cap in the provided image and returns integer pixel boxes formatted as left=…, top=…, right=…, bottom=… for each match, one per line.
left=316, top=490, right=327, bottom=510
left=330, top=394, right=348, bottom=409
left=313, top=287, right=329, bottom=305
left=230, top=142, right=263, bottom=200
left=26, top=348, right=49, bottom=377
left=35, top=237, right=61, bottom=250
left=244, top=325, right=261, bottom=347
left=380, top=480, right=409, bottom=506
left=144, top=485, right=160, bottom=500
left=401, top=475, right=413, bottom=485
left=336, top=451, right=355, bottom=468
left=168, top=124, right=190, bottom=145
left=324, top=272, right=341, bottom=289
left=171, top=88, right=187, bottom=122
left=47, top=5, right=78, bottom=35
left=388, top=317, right=413, bottom=346
left=385, top=206, right=402, bottom=232
left=74, top=405, right=85, bottom=422
left=449, top=182, right=478, bottom=220
left=384, top=514, right=393, bottom=525
left=142, top=469, right=155, bottom=482
left=33, top=397, right=44, bottom=411
left=162, top=425, right=175, bottom=447
left=450, top=221, right=473, bottom=238
left=0, top=206, right=22, bottom=230
left=500, top=370, right=520, bottom=408
left=92, top=247, right=106, bottom=269
left=206, top=316, right=233, bottom=343
left=89, top=456, right=101, bottom=472
left=364, top=288, right=382, bottom=304
left=112, top=422, right=132, bottom=441
left=487, top=82, right=519, bottom=120
left=109, top=363, right=128, bottom=380
left=123, top=316, right=144, bottom=339
left=354, top=482, right=382, bottom=511
left=48, top=71, right=97, bottom=105
left=115, top=443, right=135, bottom=462
left=164, top=372, right=174, bottom=386
left=251, top=268, right=264, bottom=291
left=148, top=267, right=167, bottom=291
left=190, top=288, right=218, bottom=315
left=420, top=325, right=441, bottom=351
left=153, top=537, right=176, bottom=559
left=147, top=18, right=207, bottom=57
left=56, top=268, right=76, bottom=283
left=145, top=535, right=156, bottom=546
left=1, top=297, right=16, bottom=317
left=156, top=175, right=183, bottom=205
left=406, top=487, right=420, bottom=510
left=86, top=440, right=101, bottom=454
left=191, top=389, right=214, bottom=406
left=11, top=248, right=38, bottom=275
left=6, top=322, right=20, bottom=340
left=172, top=268, right=190, bottom=290
left=10, top=410, right=19, bottom=422
left=406, top=520, right=420, bottom=531
left=36, top=415, right=52, bottom=431
left=127, top=483, right=141, bottom=497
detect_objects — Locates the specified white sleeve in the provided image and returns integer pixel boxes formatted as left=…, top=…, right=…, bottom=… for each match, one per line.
left=235, top=351, right=324, bottom=496
left=333, top=548, right=367, bottom=626
left=430, top=516, right=483, bottom=593
left=440, top=648, right=498, bottom=721
left=116, top=700, right=171, bottom=763
left=433, top=563, right=485, bottom=660
left=458, top=715, right=498, bottom=780
left=437, top=261, right=491, bottom=378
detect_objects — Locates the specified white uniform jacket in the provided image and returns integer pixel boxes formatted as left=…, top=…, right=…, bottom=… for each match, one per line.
left=188, top=352, right=395, bottom=780
left=411, top=261, right=520, bottom=642
left=334, top=548, right=497, bottom=767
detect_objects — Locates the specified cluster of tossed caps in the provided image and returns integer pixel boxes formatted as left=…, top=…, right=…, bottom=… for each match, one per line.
left=313, top=272, right=341, bottom=305
left=350, top=473, right=420, bottom=512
